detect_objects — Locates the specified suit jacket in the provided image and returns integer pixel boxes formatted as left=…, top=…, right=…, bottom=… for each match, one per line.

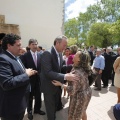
left=112, top=54, right=120, bottom=63
left=88, top=51, right=95, bottom=66
left=40, top=46, right=71, bottom=94
left=102, top=52, right=113, bottom=70
left=20, top=51, right=41, bottom=89
left=0, top=51, right=30, bottom=117
left=0, top=45, right=2, bottom=54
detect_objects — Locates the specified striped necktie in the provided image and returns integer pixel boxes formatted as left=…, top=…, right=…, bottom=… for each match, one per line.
left=16, top=57, right=25, bottom=70
left=33, top=53, right=37, bottom=67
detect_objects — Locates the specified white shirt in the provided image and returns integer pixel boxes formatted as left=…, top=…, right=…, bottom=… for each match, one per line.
left=30, top=50, right=37, bottom=66
left=53, top=46, right=60, bottom=66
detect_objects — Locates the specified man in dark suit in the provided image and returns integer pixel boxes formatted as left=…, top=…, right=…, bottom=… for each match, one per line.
left=0, top=34, right=37, bottom=120
left=88, top=45, right=95, bottom=66
left=102, top=47, right=113, bottom=88
left=0, top=33, right=6, bottom=54
left=20, top=39, right=45, bottom=120
left=40, top=35, right=79, bottom=120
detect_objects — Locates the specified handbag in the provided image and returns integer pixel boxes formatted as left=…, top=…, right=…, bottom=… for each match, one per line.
left=88, top=69, right=98, bottom=86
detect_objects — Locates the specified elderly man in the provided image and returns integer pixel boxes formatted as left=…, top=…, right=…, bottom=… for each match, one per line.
left=102, top=47, right=113, bottom=88
left=92, top=48, right=105, bottom=91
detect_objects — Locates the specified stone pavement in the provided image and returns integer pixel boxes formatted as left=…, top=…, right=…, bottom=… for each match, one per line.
left=23, top=81, right=117, bottom=120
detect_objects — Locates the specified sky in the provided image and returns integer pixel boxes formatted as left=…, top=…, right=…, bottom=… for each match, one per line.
left=65, top=0, right=98, bottom=20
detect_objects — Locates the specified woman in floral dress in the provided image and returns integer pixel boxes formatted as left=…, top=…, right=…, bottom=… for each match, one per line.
left=52, top=51, right=92, bottom=120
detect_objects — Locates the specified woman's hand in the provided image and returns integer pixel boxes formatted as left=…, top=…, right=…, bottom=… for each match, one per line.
left=52, top=80, right=62, bottom=86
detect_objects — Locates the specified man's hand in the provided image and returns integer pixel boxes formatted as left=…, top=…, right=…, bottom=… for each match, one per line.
left=99, top=70, right=102, bottom=74
left=52, top=80, right=67, bottom=90
left=52, top=80, right=62, bottom=86
left=65, top=73, right=80, bottom=81
left=26, top=68, right=37, bottom=77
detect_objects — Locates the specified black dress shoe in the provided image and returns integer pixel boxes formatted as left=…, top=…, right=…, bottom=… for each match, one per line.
left=34, top=110, right=45, bottom=115
left=57, top=106, right=63, bottom=111
left=102, top=86, right=108, bottom=88
left=28, top=111, right=33, bottom=120
left=94, top=88, right=101, bottom=91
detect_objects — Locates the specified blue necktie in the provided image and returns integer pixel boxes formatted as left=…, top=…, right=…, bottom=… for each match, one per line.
left=16, top=57, right=25, bottom=70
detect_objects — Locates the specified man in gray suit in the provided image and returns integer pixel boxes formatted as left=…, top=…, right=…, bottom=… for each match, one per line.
left=40, top=35, right=79, bottom=120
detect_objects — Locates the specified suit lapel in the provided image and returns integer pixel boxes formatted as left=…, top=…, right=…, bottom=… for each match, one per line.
left=51, top=47, right=59, bottom=66
left=4, top=51, right=25, bottom=73
left=37, top=52, right=40, bottom=69
left=28, top=51, right=37, bottom=68
left=51, top=47, right=61, bottom=71
left=17, top=57, right=26, bottom=70
left=59, top=53, right=63, bottom=69
left=4, top=51, right=16, bottom=60
left=16, top=58, right=25, bottom=72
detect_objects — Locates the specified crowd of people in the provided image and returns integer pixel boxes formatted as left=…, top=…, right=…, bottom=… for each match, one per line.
left=0, top=33, right=120, bottom=120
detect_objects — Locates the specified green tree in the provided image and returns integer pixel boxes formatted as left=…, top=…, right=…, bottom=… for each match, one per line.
left=85, top=0, right=120, bottom=23
left=67, top=38, right=77, bottom=47
left=64, top=18, right=79, bottom=41
left=99, top=0, right=120, bottom=22
left=64, top=0, right=120, bottom=47
left=110, top=20, right=120, bottom=45
left=77, top=12, right=90, bottom=40
left=87, top=22, right=113, bottom=47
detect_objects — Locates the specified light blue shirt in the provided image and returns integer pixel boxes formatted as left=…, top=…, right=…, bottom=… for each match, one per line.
left=92, top=55, right=105, bottom=70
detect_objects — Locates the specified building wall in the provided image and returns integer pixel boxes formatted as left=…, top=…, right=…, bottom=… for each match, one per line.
left=0, top=0, right=64, bottom=49
left=0, top=15, right=5, bottom=24
left=0, top=15, right=20, bottom=35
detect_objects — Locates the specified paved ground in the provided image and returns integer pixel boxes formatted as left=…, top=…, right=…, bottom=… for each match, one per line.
left=23, top=81, right=117, bottom=120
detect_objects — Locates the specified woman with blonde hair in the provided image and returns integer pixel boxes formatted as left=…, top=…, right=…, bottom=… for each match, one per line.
left=52, top=51, right=92, bottom=120
left=113, top=56, right=120, bottom=103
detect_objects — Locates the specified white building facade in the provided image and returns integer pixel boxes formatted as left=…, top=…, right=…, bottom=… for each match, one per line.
left=0, top=0, right=65, bottom=49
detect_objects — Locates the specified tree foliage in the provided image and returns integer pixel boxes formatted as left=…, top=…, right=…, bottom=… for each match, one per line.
left=64, top=18, right=79, bottom=41
left=110, top=20, right=120, bottom=45
left=65, top=0, right=120, bottom=47
left=67, top=38, right=77, bottom=47
left=87, top=22, right=113, bottom=47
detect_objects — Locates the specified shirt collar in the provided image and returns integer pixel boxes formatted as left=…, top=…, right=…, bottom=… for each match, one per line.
left=30, top=50, right=37, bottom=55
left=96, top=54, right=101, bottom=57
left=6, top=50, right=16, bottom=58
left=53, top=46, right=59, bottom=56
